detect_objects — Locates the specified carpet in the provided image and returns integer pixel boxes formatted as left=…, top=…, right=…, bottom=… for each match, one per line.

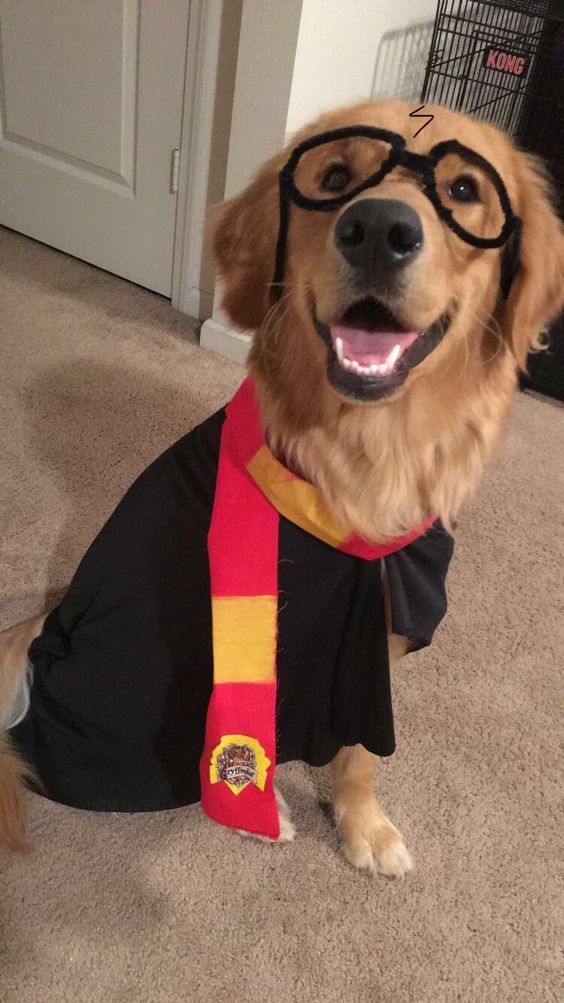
left=0, top=226, right=562, bottom=1002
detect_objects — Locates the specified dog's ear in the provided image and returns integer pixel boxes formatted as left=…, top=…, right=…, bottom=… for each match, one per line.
left=498, top=152, right=564, bottom=369
left=209, top=153, right=282, bottom=331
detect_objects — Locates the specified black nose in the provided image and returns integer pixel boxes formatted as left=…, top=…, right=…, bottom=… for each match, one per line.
left=335, top=198, right=423, bottom=275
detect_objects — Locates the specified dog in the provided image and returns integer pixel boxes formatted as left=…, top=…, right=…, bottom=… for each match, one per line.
left=1, top=99, right=563, bottom=875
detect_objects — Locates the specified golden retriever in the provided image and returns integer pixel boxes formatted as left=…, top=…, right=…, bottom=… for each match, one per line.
left=1, top=99, right=563, bottom=875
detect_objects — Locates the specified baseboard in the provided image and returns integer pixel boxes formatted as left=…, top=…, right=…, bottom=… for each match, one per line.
left=183, top=287, right=215, bottom=322
left=199, top=317, right=251, bottom=365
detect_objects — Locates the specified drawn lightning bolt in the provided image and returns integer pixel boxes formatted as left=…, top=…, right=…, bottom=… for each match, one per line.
left=409, top=105, right=435, bottom=139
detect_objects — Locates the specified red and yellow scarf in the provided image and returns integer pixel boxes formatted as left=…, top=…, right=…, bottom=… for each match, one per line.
left=199, top=379, right=433, bottom=838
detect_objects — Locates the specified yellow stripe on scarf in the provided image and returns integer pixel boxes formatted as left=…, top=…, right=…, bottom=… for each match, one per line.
left=211, top=595, right=277, bottom=683
left=247, top=445, right=351, bottom=549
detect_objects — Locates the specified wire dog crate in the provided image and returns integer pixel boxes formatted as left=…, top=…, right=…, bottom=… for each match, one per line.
left=421, top=1, right=564, bottom=148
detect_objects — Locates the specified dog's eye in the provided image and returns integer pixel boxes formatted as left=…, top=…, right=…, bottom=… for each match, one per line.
left=321, top=164, right=352, bottom=193
left=448, top=175, right=479, bottom=203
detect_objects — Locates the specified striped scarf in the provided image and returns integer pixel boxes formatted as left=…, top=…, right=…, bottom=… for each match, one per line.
left=199, top=379, right=432, bottom=838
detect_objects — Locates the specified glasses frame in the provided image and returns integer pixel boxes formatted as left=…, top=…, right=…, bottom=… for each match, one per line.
left=273, top=125, right=522, bottom=299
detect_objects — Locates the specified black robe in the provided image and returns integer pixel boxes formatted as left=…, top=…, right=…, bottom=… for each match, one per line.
left=10, top=407, right=454, bottom=813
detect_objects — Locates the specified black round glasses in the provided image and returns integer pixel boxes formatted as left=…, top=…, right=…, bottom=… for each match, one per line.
left=273, top=126, right=522, bottom=300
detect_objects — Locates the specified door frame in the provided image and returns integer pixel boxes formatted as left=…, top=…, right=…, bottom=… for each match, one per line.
left=171, top=0, right=234, bottom=320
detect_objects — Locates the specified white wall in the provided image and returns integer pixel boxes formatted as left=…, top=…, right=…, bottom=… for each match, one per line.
left=286, top=0, right=438, bottom=136
left=200, top=0, right=304, bottom=362
left=172, top=0, right=243, bottom=319
left=222, top=0, right=303, bottom=198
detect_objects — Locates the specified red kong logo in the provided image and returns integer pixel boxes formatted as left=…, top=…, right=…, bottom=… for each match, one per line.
left=482, top=48, right=530, bottom=77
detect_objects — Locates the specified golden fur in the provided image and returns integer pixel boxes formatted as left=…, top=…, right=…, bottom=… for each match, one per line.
left=1, top=101, right=563, bottom=871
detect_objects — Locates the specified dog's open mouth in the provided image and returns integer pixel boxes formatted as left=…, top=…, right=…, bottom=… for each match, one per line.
left=315, top=298, right=450, bottom=402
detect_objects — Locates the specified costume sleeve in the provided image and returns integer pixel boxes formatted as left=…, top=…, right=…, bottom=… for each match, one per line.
left=385, top=521, right=454, bottom=650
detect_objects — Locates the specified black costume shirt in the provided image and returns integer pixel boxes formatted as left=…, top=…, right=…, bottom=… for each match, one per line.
left=11, top=408, right=454, bottom=812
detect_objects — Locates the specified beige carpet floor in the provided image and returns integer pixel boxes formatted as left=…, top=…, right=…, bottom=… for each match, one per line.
left=0, top=225, right=562, bottom=1003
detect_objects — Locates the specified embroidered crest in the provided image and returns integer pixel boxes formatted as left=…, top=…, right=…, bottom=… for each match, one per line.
left=210, top=734, right=270, bottom=795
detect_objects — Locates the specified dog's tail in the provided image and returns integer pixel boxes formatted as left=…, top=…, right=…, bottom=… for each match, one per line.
left=0, top=729, right=31, bottom=853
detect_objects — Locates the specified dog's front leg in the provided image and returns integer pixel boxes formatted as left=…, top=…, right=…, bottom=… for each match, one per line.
left=331, top=744, right=413, bottom=877
left=331, top=627, right=413, bottom=876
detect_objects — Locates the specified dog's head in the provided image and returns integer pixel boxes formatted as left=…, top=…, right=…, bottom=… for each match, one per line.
left=211, top=100, right=564, bottom=407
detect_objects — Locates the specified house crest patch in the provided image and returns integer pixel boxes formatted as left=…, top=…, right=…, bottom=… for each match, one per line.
left=210, top=734, right=270, bottom=795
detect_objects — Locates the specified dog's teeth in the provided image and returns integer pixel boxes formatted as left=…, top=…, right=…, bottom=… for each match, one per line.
left=341, top=355, right=393, bottom=378
left=387, top=344, right=401, bottom=369
left=335, top=337, right=344, bottom=362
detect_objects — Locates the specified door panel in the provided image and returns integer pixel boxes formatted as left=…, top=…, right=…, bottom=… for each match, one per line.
left=0, top=1, right=189, bottom=295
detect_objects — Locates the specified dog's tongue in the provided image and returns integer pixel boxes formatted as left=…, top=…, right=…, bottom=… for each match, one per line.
left=330, top=325, right=419, bottom=373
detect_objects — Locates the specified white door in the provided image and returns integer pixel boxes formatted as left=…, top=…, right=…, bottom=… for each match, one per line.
left=0, top=0, right=189, bottom=296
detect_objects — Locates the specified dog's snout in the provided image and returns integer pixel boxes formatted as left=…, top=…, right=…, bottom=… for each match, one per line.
left=335, top=199, right=423, bottom=274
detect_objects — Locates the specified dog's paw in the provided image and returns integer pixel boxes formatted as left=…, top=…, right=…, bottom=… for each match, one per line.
left=336, top=802, right=413, bottom=878
left=237, top=786, right=296, bottom=843
left=274, top=786, right=296, bottom=841
left=275, top=815, right=296, bottom=843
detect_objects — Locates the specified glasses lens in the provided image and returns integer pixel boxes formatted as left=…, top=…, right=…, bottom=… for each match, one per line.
left=434, top=152, right=506, bottom=242
left=291, top=136, right=394, bottom=204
